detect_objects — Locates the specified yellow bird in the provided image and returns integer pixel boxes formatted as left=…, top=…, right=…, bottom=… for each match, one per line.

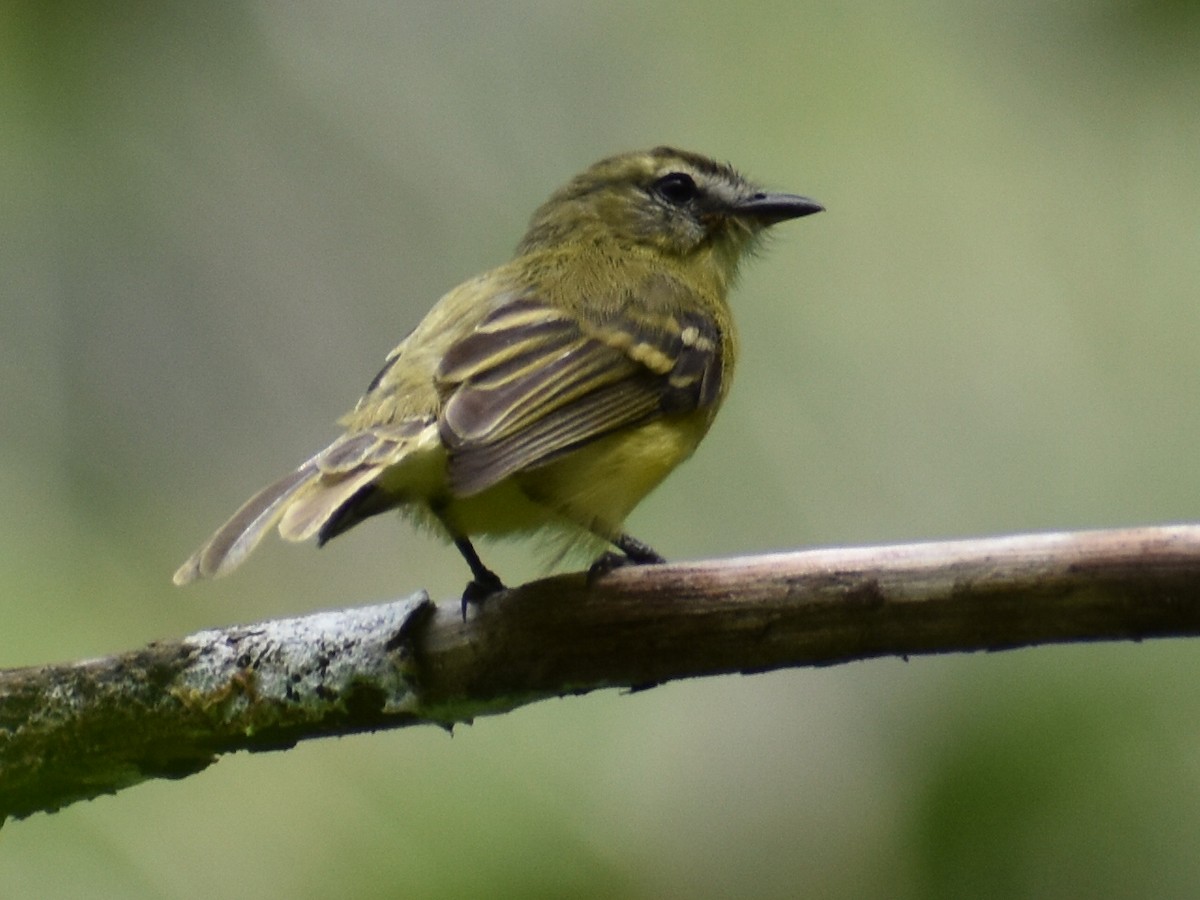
left=174, top=147, right=822, bottom=600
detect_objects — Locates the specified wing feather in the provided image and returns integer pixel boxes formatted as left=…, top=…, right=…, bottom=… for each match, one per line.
left=437, top=281, right=724, bottom=497
left=449, top=379, right=661, bottom=495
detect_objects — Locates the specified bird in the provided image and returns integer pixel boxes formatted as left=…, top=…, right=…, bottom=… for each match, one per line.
left=173, top=146, right=823, bottom=601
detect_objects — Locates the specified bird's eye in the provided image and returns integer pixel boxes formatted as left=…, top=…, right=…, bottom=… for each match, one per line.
left=652, top=172, right=699, bottom=205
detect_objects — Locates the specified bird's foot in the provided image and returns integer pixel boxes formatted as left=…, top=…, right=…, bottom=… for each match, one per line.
left=587, top=536, right=667, bottom=585
left=587, top=551, right=633, bottom=584
left=613, top=534, right=667, bottom=565
left=460, top=570, right=505, bottom=620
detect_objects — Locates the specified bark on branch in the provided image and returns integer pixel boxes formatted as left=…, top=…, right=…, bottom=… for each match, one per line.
left=5, top=524, right=1200, bottom=823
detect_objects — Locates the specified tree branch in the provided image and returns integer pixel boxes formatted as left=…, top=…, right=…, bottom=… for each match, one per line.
left=5, top=524, right=1200, bottom=823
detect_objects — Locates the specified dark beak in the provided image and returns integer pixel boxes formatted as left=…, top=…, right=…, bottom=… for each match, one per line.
left=734, top=192, right=824, bottom=225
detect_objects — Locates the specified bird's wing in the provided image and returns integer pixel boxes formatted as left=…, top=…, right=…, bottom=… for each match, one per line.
left=436, top=280, right=724, bottom=496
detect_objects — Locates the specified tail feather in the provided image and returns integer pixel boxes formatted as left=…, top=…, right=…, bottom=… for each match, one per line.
left=174, top=422, right=433, bottom=585
left=173, top=462, right=319, bottom=585
left=277, top=466, right=385, bottom=543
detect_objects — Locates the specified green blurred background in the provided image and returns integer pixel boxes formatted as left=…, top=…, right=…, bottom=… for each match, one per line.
left=3, top=1, right=1200, bottom=897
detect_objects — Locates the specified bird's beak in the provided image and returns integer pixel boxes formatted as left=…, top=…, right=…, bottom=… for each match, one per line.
left=734, top=192, right=824, bottom=225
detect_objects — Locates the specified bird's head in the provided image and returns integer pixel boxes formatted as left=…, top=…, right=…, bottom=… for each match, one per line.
left=518, top=147, right=822, bottom=282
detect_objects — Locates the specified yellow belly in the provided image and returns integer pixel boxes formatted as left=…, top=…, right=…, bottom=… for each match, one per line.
left=436, top=414, right=710, bottom=545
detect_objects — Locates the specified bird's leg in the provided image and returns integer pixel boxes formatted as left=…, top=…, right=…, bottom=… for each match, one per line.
left=587, top=531, right=667, bottom=583
left=515, top=484, right=666, bottom=583
left=453, top=535, right=505, bottom=617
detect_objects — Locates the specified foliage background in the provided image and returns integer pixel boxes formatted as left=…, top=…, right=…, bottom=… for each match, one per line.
left=3, top=2, right=1199, bottom=897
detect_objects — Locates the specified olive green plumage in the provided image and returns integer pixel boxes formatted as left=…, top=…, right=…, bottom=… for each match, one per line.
left=174, top=146, right=822, bottom=595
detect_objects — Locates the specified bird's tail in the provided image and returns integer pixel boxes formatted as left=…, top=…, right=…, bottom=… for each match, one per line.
left=173, top=423, right=433, bottom=585
left=173, top=461, right=312, bottom=584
